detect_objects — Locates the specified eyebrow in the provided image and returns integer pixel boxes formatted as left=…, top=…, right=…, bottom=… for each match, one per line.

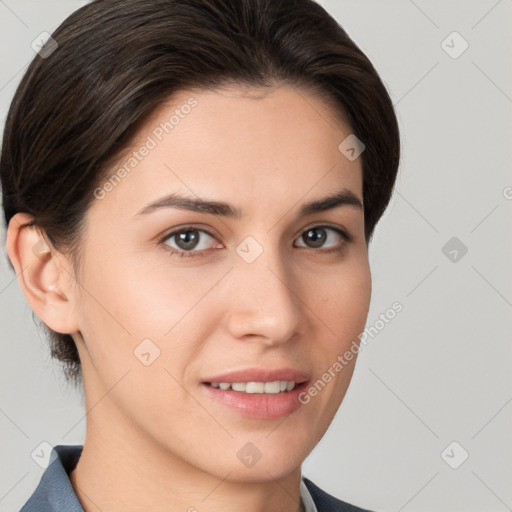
left=134, top=188, right=363, bottom=219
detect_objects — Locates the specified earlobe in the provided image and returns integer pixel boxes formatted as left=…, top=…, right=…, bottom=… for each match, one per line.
left=5, top=212, right=80, bottom=335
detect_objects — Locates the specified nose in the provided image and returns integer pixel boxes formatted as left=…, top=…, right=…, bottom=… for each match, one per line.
left=224, top=245, right=303, bottom=346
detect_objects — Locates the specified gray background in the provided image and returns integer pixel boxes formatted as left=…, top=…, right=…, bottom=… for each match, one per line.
left=1, top=1, right=511, bottom=511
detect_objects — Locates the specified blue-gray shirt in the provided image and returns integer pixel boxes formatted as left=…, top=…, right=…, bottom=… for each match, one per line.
left=20, top=445, right=375, bottom=512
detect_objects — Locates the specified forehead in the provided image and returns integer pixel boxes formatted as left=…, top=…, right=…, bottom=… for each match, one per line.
left=90, top=84, right=363, bottom=220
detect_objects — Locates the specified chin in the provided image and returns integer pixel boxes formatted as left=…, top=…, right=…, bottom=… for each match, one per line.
left=223, top=459, right=302, bottom=483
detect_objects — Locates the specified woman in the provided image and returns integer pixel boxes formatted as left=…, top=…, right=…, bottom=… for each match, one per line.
left=2, top=0, right=400, bottom=510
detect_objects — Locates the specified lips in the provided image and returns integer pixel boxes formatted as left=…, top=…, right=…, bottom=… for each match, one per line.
left=201, top=379, right=310, bottom=419
left=200, top=367, right=311, bottom=419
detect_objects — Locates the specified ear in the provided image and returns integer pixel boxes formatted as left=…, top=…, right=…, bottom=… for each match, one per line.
left=6, top=212, right=80, bottom=335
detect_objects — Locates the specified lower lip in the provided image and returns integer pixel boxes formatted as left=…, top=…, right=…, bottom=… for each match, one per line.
left=201, top=382, right=309, bottom=419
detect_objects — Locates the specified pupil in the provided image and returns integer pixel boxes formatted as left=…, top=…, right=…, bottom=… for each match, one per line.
left=177, top=230, right=199, bottom=250
left=305, top=228, right=325, bottom=248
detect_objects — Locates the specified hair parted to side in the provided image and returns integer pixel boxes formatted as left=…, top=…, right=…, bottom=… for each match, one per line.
left=0, top=0, right=400, bottom=387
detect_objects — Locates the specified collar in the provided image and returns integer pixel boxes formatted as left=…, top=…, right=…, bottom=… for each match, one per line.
left=20, top=444, right=84, bottom=511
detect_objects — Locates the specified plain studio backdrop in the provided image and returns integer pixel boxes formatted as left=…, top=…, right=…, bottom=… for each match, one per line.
left=0, top=1, right=511, bottom=511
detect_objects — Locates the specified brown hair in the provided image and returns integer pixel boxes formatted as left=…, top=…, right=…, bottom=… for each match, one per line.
left=1, top=0, right=400, bottom=387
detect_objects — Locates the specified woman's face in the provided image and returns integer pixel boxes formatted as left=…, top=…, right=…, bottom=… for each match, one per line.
left=69, top=84, right=371, bottom=480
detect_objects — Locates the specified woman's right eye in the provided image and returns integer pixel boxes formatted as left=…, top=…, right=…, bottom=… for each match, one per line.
left=160, top=227, right=220, bottom=258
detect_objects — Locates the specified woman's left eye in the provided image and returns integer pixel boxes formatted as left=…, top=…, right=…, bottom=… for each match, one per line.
left=160, top=225, right=351, bottom=259
left=294, top=225, right=351, bottom=252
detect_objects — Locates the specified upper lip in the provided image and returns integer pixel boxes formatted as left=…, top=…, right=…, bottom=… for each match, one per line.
left=202, top=367, right=311, bottom=384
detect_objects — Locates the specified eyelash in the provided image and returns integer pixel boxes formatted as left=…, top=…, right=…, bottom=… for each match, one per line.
left=158, top=224, right=353, bottom=259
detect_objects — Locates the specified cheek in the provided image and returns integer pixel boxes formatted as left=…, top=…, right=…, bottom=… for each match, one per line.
left=75, top=254, right=221, bottom=382
left=79, top=253, right=195, bottom=335
left=300, top=257, right=371, bottom=419
left=289, top=260, right=371, bottom=452
left=73, top=264, right=202, bottom=427
left=314, top=255, right=371, bottom=345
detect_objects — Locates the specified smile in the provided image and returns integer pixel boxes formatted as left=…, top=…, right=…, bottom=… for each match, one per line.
left=206, top=380, right=297, bottom=394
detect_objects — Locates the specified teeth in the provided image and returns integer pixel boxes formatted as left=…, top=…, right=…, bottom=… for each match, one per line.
left=209, top=380, right=297, bottom=393
left=246, top=382, right=264, bottom=393
left=264, top=381, right=280, bottom=394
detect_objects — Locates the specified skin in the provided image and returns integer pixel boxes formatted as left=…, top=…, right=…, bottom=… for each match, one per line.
left=7, top=84, right=371, bottom=512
